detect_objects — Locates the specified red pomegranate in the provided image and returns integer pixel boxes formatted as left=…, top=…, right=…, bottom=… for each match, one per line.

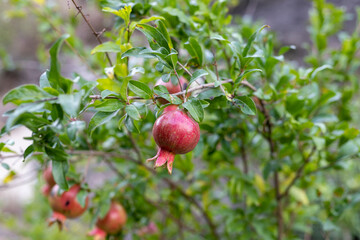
left=136, top=222, right=158, bottom=236
left=162, top=104, right=178, bottom=114
left=88, top=227, right=107, bottom=240
left=155, top=76, right=190, bottom=104
left=43, top=166, right=56, bottom=187
left=147, top=109, right=200, bottom=174
left=96, top=201, right=127, bottom=235
left=48, top=184, right=89, bottom=229
left=41, top=184, right=52, bottom=196
left=48, top=184, right=89, bottom=218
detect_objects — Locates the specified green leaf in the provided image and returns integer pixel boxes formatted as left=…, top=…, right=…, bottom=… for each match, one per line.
left=153, top=85, right=182, bottom=104
left=103, top=6, right=132, bottom=25
left=136, top=24, right=170, bottom=52
left=0, top=143, right=5, bottom=152
left=39, top=71, right=51, bottom=88
left=125, top=104, right=141, bottom=120
left=23, top=145, right=34, bottom=160
left=48, top=34, right=72, bottom=92
left=233, top=96, right=257, bottom=115
left=210, top=33, right=230, bottom=43
left=121, top=47, right=153, bottom=59
left=157, top=20, right=173, bottom=49
left=99, top=199, right=111, bottom=218
left=76, top=189, right=88, bottom=208
left=279, top=45, right=296, bottom=55
left=182, top=98, right=204, bottom=122
left=124, top=115, right=140, bottom=133
left=242, top=25, right=269, bottom=57
left=88, top=110, right=120, bottom=136
left=337, top=140, right=359, bottom=161
left=129, top=67, right=145, bottom=76
left=5, top=102, right=47, bottom=131
left=3, top=85, right=52, bottom=105
left=128, top=80, right=152, bottom=99
left=1, top=163, right=10, bottom=171
left=130, top=16, right=166, bottom=31
left=235, top=69, right=262, bottom=86
left=52, top=160, right=69, bottom=190
left=94, top=99, right=124, bottom=112
left=67, top=121, right=86, bottom=141
left=120, top=77, right=131, bottom=101
left=184, top=37, right=203, bottom=66
left=187, top=69, right=208, bottom=90
left=101, top=90, right=119, bottom=99
left=58, top=92, right=82, bottom=117
left=91, top=42, right=122, bottom=54
left=97, top=78, right=122, bottom=93
left=310, top=64, right=332, bottom=80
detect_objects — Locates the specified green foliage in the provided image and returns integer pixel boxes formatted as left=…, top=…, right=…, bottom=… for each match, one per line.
left=2, top=0, right=360, bottom=239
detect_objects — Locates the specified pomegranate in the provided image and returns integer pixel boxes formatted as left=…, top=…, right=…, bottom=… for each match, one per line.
left=96, top=201, right=127, bottom=235
left=136, top=222, right=158, bottom=236
left=41, top=184, right=52, bottom=196
left=48, top=184, right=89, bottom=229
left=88, top=227, right=107, bottom=240
left=155, top=76, right=189, bottom=104
left=43, top=165, right=56, bottom=187
left=147, top=109, right=200, bottom=174
left=162, top=104, right=178, bottom=114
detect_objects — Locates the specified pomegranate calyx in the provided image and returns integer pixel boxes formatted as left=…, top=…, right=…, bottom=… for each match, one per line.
left=48, top=211, right=67, bottom=231
left=147, top=148, right=175, bottom=174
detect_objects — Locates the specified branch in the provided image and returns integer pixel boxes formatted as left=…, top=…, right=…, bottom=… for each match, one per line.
left=279, top=146, right=316, bottom=199
left=101, top=155, right=202, bottom=237
left=70, top=0, right=113, bottom=66
left=211, top=48, right=228, bottom=97
left=75, top=147, right=219, bottom=239
left=34, top=79, right=235, bottom=103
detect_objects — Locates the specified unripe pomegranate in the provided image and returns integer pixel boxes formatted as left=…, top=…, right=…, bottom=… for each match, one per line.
left=43, top=166, right=56, bottom=187
left=96, top=201, right=127, bottom=235
left=147, top=109, right=200, bottom=174
left=155, top=76, right=190, bottom=104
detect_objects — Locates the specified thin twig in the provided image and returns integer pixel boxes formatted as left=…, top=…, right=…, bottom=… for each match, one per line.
left=33, top=79, right=235, bottom=103
left=211, top=48, right=228, bottom=97
left=177, top=61, right=192, bottom=77
left=70, top=0, right=113, bottom=66
left=30, top=3, right=99, bottom=78
left=279, top=146, right=316, bottom=199
left=123, top=136, right=219, bottom=239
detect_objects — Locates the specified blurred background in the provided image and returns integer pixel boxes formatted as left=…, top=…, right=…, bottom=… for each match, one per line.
left=0, top=0, right=359, bottom=239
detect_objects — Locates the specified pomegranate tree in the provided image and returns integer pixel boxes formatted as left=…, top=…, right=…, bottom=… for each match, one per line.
left=48, top=184, right=89, bottom=229
left=95, top=201, right=127, bottom=235
left=147, top=108, right=200, bottom=174
left=155, top=76, right=190, bottom=103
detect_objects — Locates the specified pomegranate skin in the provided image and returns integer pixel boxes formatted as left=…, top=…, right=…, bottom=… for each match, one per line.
left=43, top=166, right=56, bottom=187
left=153, top=110, right=200, bottom=154
left=162, top=105, right=178, bottom=114
left=48, top=184, right=89, bottom=219
left=147, top=109, right=200, bottom=174
left=96, top=202, right=127, bottom=234
left=88, top=227, right=107, bottom=240
left=155, top=76, right=190, bottom=104
left=42, top=184, right=52, bottom=197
